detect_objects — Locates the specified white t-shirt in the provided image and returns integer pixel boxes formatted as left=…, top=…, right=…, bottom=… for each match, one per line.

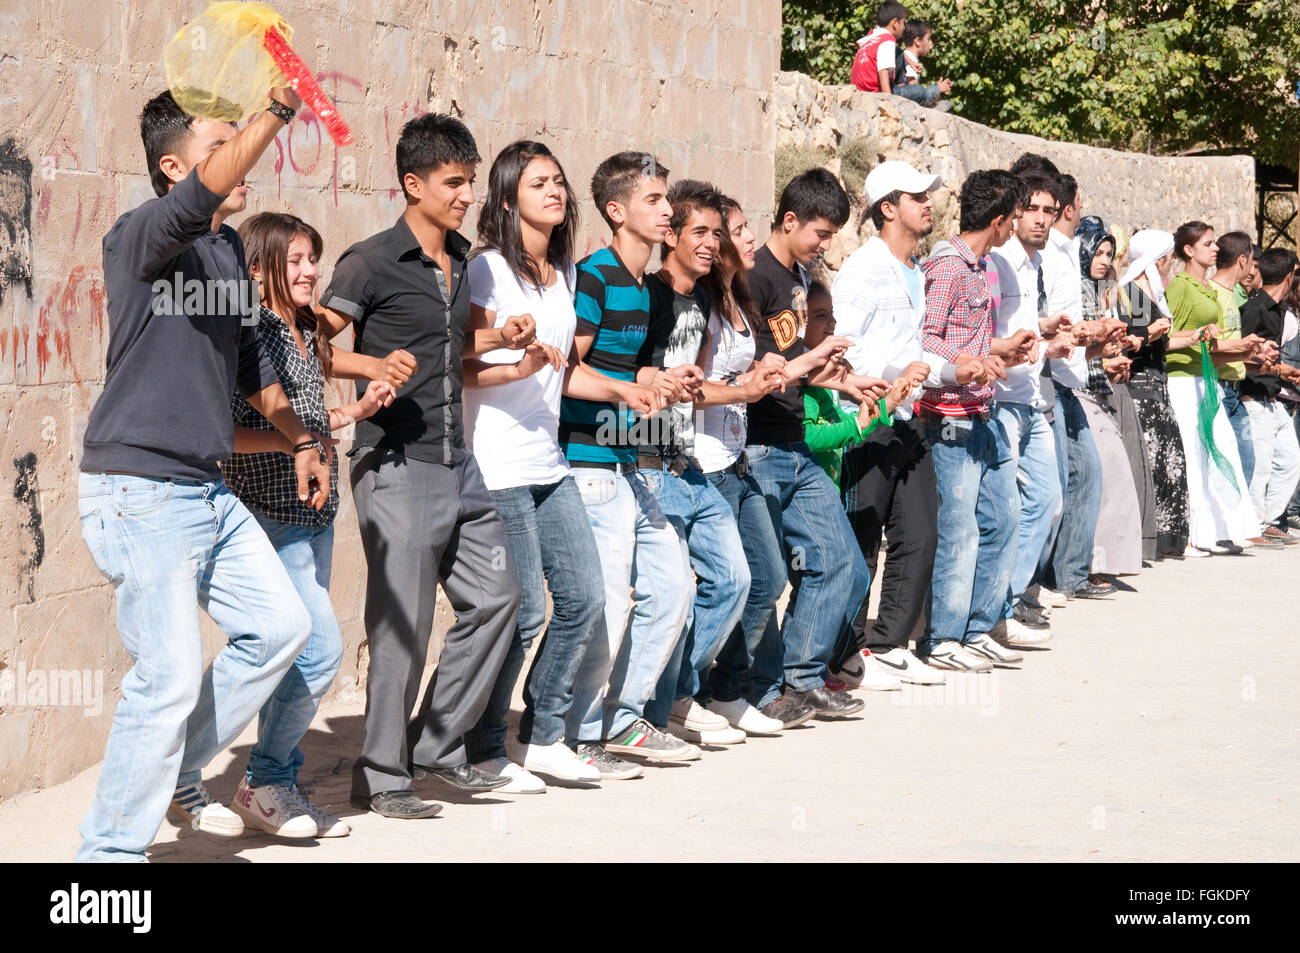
left=869, top=27, right=897, bottom=75
left=463, top=250, right=577, bottom=491
left=695, top=307, right=756, bottom=472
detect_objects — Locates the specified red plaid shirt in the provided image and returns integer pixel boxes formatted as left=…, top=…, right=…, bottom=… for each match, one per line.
left=916, top=236, right=995, bottom=415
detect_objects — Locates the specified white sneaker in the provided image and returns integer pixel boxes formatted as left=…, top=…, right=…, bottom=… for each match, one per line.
left=1037, top=587, right=1069, bottom=607
left=920, top=641, right=994, bottom=673
left=870, top=647, right=946, bottom=685
left=667, top=720, right=747, bottom=746
left=965, top=633, right=1023, bottom=666
left=835, top=650, right=903, bottom=691
left=522, top=741, right=601, bottom=783
left=670, top=697, right=730, bottom=732
left=231, top=778, right=318, bottom=838
left=998, top=617, right=1053, bottom=647
left=471, top=757, right=546, bottom=794
left=1184, top=544, right=1211, bottom=558
left=170, top=780, right=244, bottom=837
left=706, top=698, right=784, bottom=735
left=292, top=785, right=351, bottom=837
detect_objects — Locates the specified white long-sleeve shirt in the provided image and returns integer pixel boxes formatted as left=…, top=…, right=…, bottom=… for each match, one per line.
left=1042, top=227, right=1089, bottom=389
left=988, top=236, right=1049, bottom=410
left=831, top=236, right=949, bottom=420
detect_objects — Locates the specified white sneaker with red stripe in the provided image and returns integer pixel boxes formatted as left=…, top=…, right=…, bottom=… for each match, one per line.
left=835, top=649, right=903, bottom=691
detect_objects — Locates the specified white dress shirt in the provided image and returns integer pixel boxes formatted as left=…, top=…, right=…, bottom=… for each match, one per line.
left=988, top=235, right=1049, bottom=409
left=1041, top=227, right=1089, bottom=389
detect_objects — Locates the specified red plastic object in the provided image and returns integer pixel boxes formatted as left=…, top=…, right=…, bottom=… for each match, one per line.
left=262, top=26, right=354, bottom=145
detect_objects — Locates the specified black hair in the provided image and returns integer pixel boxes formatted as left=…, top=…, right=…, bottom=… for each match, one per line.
left=1258, top=248, right=1297, bottom=286
left=699, top=196, right=760, bottom=330
left=396, top=113, right=481, bottom=199
left=141, top=90, right=197, bottom=198
left=1173, top=221, right=1213, bottom=262
left=591, top=151, right=669, bottom=231
left=1055, top=172, right=1079, bottom=210
left=1019, top=172, right=1061, bottom=215
left=664, top=179, right=724, bottom=257
left=1252, top=244, right=1263, bottom=260
left=1009, top=152, right=1060, bottom=178
left=475, top=140, right=577, bottom=292
left=867, top=190, right=903, bottom=230
left=808, top=279, right=831, bottom=299
left=959, top=169, right=1024, bottom=233
left=776, top=167, right=850, bottom=229
left=877, top=2, right=909, bottom=26
left=1215, top=231, right=1254, bottom=270
left=903, top=20, right=931, bottom=46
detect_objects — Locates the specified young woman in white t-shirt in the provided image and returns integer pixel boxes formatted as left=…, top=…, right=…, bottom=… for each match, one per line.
left=460, top=141, right=618, bottom=789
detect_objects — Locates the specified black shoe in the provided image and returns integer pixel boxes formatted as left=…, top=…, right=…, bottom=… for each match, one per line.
left=350, top=790, right=443, bottom=819
left=1012, top=601, right=1051, bottom=629
left=788, top=685, right=865, bottom=718
left=413, top=762, right=512, bottom=792
left=758, top=694, right=816, bottom=729
left=1213, top=539, right=1246, bottom=555
left=1068, top=582, right=1115, bottom=600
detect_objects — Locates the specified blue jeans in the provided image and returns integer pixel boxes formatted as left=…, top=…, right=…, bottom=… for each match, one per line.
left=746, top=442, right=868, bottom=707
left=894, top=82, right=942, bottom=106
left=244, top=515, right=343, bottom=788
left=76, top=473, right=309, bottom=862
left=924, top=413, right=1020, bottom=646
left=1041, top=384, right=1103, bottom=592
left=996, top=402, right=1062, bottom=615
left=704, top=466, right=787, bottom=703
left=643, top=466, right=750, bottom=728
left=466, top=476, right=604, bottom=758
left=565, top=467, right=691, bottom=743
left=1222, top=384, right=1255, bottom=485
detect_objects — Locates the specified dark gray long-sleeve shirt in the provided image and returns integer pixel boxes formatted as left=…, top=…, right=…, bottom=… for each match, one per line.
left=81, top=167, right=277, bottom=481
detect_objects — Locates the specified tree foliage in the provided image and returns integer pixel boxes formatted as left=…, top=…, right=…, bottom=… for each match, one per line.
left=782, top=1, right=1300, bottom=169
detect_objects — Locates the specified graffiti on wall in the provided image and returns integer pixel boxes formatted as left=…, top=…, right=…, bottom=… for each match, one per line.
left=0, top=137, right=33, bottom=305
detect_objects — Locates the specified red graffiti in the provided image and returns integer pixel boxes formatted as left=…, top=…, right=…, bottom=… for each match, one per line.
left=27, top=265, right=106, bottom=384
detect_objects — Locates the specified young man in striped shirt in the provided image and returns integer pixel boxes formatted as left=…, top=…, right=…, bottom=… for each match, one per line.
left=917, top=169, right=1029, bottom=672
left=560, top=152, right=701, bottom=774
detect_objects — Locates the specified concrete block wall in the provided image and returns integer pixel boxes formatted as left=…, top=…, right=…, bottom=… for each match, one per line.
left=773, top=72, right=1257, bottom=272
left=0, top=0, right=781, bottom=800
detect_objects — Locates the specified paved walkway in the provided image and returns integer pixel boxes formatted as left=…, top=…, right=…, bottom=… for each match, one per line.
left=3, top=545, right=1297, bottom=862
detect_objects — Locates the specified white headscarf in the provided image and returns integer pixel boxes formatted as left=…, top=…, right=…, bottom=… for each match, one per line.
left=1118, top=229, right=1175, bottom=319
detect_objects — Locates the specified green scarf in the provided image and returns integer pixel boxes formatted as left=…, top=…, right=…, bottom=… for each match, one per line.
left=1198, top=339, right=1239, bottom=494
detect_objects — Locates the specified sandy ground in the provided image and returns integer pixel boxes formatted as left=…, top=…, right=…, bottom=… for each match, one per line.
left=3, top=544, right=1298, bottom=863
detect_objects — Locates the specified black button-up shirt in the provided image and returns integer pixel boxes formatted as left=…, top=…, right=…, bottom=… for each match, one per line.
left=321, top=216, right=470, bottom=465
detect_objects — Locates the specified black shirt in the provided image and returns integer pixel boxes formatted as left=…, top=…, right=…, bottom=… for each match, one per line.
left=1240, top=291, right=1286, bottom=401
left=747, top=244, right=810, bottom=445
left=1121, top=281, right=1169, bottom=389
left=320, top=216, right=471, bottom=466
left=640, top=272, right=710, bottom=455
left=81, top=167, right=276, bottom=481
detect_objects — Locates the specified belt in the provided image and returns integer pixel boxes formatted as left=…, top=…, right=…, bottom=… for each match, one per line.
left=1222, top=380, right=1242, bottom=392
left=579, top=459, right=637, bottom=474
left=918, top=408, right=991, bottom=424
left=636, top=451, right=700, bottom=476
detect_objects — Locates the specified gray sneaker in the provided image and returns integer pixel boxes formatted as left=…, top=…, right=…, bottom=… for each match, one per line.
left=575, top=742, right=644, bottom=780
left=605, top=718, right=697, bottom=761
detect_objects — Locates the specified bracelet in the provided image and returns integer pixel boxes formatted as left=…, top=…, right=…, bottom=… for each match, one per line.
left=267, top=98, right=296, bottom=124
left=292, top=439, right=319, bottom=454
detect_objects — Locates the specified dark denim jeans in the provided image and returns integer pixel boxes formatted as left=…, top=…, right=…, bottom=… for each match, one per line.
left=704, top=466, right=788, bottom=704
left=465, top=475, right=604, bottom=759
left=1039, top=384, right=1103, bottom=592
left=745, top=442, right=869, bottom=707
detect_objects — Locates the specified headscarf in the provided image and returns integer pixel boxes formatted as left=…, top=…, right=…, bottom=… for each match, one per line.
left=1118, top=229, right=1175, bottom=319
left=1077, top=220, right=1116, bottom=320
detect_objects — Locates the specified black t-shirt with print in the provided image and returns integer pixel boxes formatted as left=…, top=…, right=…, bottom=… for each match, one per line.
left=747, top=244, right=810, bottom=446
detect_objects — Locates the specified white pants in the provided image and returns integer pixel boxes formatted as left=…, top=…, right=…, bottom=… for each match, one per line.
left=1244, top=398, right=1300, bottom=525
left=1167, top=376, right=1258, bottom=548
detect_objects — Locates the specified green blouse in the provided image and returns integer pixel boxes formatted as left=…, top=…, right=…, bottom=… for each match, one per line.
left=801, top=386, right=893, bottom=486
left=1165, top=272, right=1223, bottom=378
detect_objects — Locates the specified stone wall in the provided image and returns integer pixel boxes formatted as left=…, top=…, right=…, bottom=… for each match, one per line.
left=0, top=0, right=780, bottom=800
left=773, top=71, right=1257, bottom=273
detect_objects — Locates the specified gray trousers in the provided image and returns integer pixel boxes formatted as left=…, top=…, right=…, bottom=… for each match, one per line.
left=350, top=447, right=520, bottom=798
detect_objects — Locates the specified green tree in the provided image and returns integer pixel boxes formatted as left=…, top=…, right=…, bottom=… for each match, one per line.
left=783, top=1, right=1300, bottom=169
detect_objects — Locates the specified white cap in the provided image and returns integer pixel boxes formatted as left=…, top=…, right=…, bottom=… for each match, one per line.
left=864, top=160, right=942, bottom=206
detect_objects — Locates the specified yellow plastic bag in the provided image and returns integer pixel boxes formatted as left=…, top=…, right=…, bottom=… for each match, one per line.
left=164, top=1, right=292, bottom=122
